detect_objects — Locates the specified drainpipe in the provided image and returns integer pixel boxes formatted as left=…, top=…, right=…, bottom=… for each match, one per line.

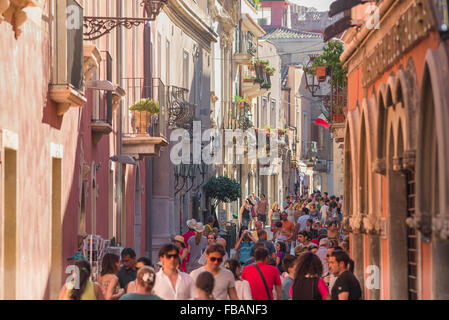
left=144, top=20, right=153, bottom=257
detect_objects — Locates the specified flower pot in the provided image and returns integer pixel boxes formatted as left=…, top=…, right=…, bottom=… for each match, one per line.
left=133, top=111, right=153, bottom=135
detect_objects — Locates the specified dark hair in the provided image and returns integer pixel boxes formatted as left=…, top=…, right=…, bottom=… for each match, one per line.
left=224, top=259, right=242, bottom=281
left=101, top=253, right=120, bottom=276
left=136, top=266, right=156, bottom=292
left=293, top=252, right=323, bottom=279
left=260, top=193, right=266, bottom=198
left=307, top=218, right=313, bottom=224
left=298, top=231, right=311, bottom=240
left=254, top=247, right=269, bottom=262
left=196, top=271, right=215, bottom=299
left=121, top=248, right=136, bottom=259
left=276, top=241, right=287, bottom=253
left=137, top=256, right=153, bottom=267
left=254, top=242, right=267, bottom=251
left=282, top=254, right=297, bottom=271
left=70, top=259, right=91, bottom=300
left=275, top=221, right=283, bottom=228
left=207, top=234, right=217, bottom=240
left=207, top=216, right=215, bottom=223
left=348, top=258, right=355, bottom=273
left=330, top=250, right=350, bottom=268
left=239, top=226, right=248, bottom=239
left=205, top=243, right=226, bottom=256
left=257, top=229, right=267, bottom=239
left=159, top=243, right=180, bottom=258
left=330, top=239, right=339, bottom=248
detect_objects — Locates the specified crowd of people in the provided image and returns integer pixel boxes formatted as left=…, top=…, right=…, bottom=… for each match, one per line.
left=58, top=192, right=362, bottom=300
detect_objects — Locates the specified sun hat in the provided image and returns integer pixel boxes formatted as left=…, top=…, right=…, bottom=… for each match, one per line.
left=187, top=219, right=197, bottom=230
left=194, top=222, right=206, bottom=233
left=174, top=235, right=185, bottom=246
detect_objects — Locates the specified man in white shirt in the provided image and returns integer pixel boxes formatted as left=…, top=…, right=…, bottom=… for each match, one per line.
left=190, top=243, right=239, bottom=300
left=315, top=238, right=330, bottom=277
left=153, top=243, right=196, bottom=300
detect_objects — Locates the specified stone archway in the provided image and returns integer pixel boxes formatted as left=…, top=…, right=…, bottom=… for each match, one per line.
left=416, top=44, right=449, bottom=299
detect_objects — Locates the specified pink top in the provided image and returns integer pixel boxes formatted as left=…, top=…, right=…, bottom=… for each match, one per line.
left=182, top=231, right=196, bottom=265
left=289, top=277, right=328, bottom=300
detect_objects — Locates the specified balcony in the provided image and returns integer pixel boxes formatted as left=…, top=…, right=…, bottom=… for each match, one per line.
left=314, top=159, right=328, bottom=173
left=90, top=52, right=113, bottom=144
left=122, top=78, right=168, bottom=159
left=234, top=31, right=257, bottom=65
left=167, top=85, right=195, bottom=130
left=241, top=62, right=270, bottom=99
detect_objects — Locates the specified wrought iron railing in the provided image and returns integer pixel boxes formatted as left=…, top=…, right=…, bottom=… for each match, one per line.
left=241, top=31, right=257, bottom=57
left=123, top=78, right=167, bottom=138
left=167, top=85, right=194, bottom=129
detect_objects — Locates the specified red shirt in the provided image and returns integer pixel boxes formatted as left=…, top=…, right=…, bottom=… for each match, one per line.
left=241, top=262, right=282, bottom=300
left=182, top=231, right=196, bottom=265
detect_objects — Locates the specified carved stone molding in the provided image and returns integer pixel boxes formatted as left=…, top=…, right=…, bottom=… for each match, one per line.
left=363, top=214, right=381, bottom=235
left=349, top=212, right=364, bottom=233
left=49, top=84, right=87, bottom=116
left=362, top=0, right=435, bottom=88
left=406, top=210, right=432, bottom=236
left=392, top=156, right=403, bottom=172
left=83, top=44, right=102, bottom=83
left=403, top=149, right=416, bottom=171
left=1, top=0, right=38, bottom=39
left=373, top=157, right=386, bottom=175
left=432, top=214, right=449, bottom=241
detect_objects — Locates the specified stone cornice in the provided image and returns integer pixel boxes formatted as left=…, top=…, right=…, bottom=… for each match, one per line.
left=343, top=0, right=436, bottom=88
left=165, top=0, right=218, bottom=50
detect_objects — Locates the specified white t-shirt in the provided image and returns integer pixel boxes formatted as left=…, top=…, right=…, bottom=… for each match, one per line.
left=153, top=269, right=197, bottom=300
left=190, top=266, right=235, bottom=300
left=320, top=205, right=329, bottom=223
left=231, top=279, right=252, bottom=300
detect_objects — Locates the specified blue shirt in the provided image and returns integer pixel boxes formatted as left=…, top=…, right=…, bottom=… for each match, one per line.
left=282, top=277, right=294, bottom=300
left=239, top=241, right=253, bottom=264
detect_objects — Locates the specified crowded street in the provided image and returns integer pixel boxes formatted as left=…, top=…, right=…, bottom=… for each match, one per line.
left=1, top=0, right=449, bottom=302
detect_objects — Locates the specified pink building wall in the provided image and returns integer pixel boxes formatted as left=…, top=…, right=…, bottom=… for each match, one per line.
left=261, top=1, right=290, bottom=28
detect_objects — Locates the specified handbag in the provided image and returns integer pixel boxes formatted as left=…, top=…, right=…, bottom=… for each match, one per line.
left=254, top=263, right=272, bottom=300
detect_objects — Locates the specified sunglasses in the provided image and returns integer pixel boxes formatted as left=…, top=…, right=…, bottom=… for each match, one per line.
left=209, top=257, right=223, bottom=263
left=165, top=254, right=179, bottom=260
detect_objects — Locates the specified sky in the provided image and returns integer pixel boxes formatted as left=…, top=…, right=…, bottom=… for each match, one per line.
left=289, top=0, right=333, bottom=12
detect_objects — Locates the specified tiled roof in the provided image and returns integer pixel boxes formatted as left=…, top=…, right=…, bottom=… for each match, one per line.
left=262, top=27, right=323, bottom=40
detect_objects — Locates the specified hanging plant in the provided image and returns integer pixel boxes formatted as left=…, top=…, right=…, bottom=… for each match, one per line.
left=129, top=99, right=159, bottom=114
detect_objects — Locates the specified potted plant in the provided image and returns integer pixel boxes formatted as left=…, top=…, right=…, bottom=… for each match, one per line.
left=129, top=99, right=159, bottom=135
left=266, top=67, right=276, bottom=76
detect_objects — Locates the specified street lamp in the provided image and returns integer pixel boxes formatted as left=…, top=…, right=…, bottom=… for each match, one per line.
left=142, top=0, right=168, bottom=20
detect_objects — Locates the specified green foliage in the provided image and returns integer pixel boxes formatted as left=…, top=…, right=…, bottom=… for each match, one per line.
left=129, top=99, right=160, bottom=113
left=304, top=41, right=347, bottom=89
left=204, top=176, right=241, bottom=207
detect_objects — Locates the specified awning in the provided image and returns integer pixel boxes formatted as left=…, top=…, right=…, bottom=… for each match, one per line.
left=110, top=155, right=137, bottom=165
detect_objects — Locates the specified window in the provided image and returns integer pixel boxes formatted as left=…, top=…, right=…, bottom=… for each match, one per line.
left=283, top=8, right=287, bottom=28
left=257, top=7, right=272, bottom=26
left=270, top=99, right=276, bottom=128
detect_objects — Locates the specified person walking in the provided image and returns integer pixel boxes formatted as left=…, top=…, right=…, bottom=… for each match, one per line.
left=224, top=259, right=252, bottom=300
left=241, top=247, right=282, bottom=300
left=58, top=259, right=105, bottom=300
left=97, top=253, right=125, bottom=300
left=153, top=244, right=197, bottom=300
left=119, top=266, right=162, bottom=300
left=290, top=252, right=329, bottom=300
left=173, top=235, right=189, bottom=272
left=275, top=242, right=288, bottom=272
left=194, top=271, right=216, bottom=300
left=186, top=222, right=208, bottom=273
left=117, top=248, right=137, bottom=292
left=328, top=250, right=362, bottom=300
left=190, top=243, right=239, bottom=300
left=240, top=199, right=252, bottom=229
left=126, top=256, right=153, bottom=293
left=182, top=219, right=197, bottom=273
left=315, top=238, right=330, bottom=277
left=234, top=228, right=255, bottom=265
left=269, top=202, right=281, bottom=229
left=279, top=212, right=295, bottom=253
left=281, top=254, right=297, bottom=300
left=257, top=194, right=269, bottom=228
left=249, top=230, right=276, bottom=261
